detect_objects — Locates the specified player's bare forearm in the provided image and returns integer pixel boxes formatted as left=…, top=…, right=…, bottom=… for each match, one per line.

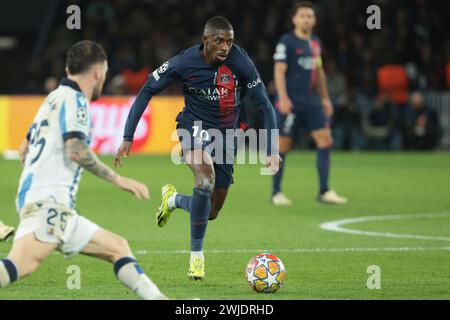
left=316, top=67, right=330, bottom=101
left=65, top=138, right=117, bottom=182
left=274, top=62, right=289, bottom=99
left=316, top=67, right=333, bottom=118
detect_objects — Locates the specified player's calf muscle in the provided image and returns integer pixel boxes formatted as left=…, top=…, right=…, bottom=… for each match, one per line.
left=5, top=234, right=56, bottom=279
left=208, top=188, right=228, bottom=220
left=316, top=135, right=333, bottom=148
left=83, top=229, right=132, bottom=263
left=312, top=130, right=333, bottom=148
left=109, top=237, right=132, bottom=262
left=209, top=209, right=220, bottom=220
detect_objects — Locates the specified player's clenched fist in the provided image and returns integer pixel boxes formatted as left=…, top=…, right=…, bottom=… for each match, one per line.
left=113, top=175, right=150, bottom=200
left=114, top=140, right=133, bottom=168
left=266, top=154, right=283, bottom=175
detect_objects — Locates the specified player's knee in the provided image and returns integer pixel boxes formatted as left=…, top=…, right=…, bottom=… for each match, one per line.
left=108, top=236, right=131, bottom=262
left=316, top=134, right=333, bottom=149
left=322, top=137, right=333, bottom=149
left=195, top=173, right=215, bottom=192
left=279, top=137, right=293, bottom=153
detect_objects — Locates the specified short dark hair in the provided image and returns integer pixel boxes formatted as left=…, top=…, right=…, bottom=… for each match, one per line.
left=204, top=16, right=233, bottom=35
left=66, top=40, right=107, bottom=75
left=292, top=1, right=316, bottom=17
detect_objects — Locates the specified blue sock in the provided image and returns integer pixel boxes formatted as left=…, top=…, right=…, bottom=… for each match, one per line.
left=272, top=153, right=286, bottom=196
left=175, top=194, right=192, bottom=212
left=190, top=188, right=212, bottom=252
left=0, top=259, right=19, bottom=287
left=317, top=148, right=330, bottom=194
left=113, top=257, right=140, bottom=277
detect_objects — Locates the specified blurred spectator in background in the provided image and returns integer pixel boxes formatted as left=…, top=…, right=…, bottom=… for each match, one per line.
left=363, top=94, right=399, bottom=150
left=326, top=59, right=364, bottom=150
left=377, top=63, right=410, bottom=146
left=446, top=47, right=450, bottom=89
left=326, top=59, right=346, bottom=107
left=1, top=0, right=448, bottom=149
left=43, top=76, right=59, bottom=93
left=332, top=88, right=365, bottom=150
left=447, top=60, right=450, bottom=89
left=404, top=91, right=442, bottom=150
left=377, top=63, right=409, bottom=106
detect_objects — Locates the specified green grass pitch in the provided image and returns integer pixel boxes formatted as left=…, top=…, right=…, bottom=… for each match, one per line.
left=1, top=152, right=450, bottom=299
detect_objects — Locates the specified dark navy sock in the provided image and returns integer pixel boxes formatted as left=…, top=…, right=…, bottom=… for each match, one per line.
left=0, top=259, right=19, bottom=285
left=190, top=187, right=212, bottom=252
left=175, top=194, right=192, bottom=212
left=113, top=256, right=138, bottom=277
left=272, top=152, right=286, bottom=196
left=317, top=148, right=330, bottom=194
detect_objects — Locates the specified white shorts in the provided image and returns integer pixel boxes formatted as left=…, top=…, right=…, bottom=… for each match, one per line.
left=15, top=201, right=100, bottom=257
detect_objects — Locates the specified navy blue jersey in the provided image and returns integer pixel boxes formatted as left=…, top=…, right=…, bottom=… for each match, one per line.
left=273, top=32, right=323, bottom=106
left=123, top=44, right=277, bottom=154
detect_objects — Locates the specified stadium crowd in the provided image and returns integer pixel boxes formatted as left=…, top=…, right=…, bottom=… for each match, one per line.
left=8, top=0, right=450, bottom=150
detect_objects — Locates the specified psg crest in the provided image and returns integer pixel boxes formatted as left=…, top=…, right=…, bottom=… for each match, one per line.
left=220, top=73, right=231, bottom=84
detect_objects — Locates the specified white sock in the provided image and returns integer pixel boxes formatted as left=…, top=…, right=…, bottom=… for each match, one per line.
left=115, top=257, right=165, bottom=300
left=167, top=193, right=177, bottom=211
left=190, top=251, right=204, bottom=261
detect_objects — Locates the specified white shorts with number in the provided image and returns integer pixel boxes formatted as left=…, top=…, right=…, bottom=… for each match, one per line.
left=14, top=200, right=100, bottom=257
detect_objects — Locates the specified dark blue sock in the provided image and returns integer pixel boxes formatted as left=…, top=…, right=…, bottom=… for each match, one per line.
left=0, top=259, right=19, bottom=285
left=175, top=194, right=192, bottom=212
left=317, top=148, right=330, bottom=194
left=190, top=187, right=212, bottom=252
left=113, top=256, right=138, bottom=277
left=272, top=152, right=286, bottom=196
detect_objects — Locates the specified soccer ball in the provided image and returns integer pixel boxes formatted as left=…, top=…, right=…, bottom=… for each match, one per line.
left=245, top=253, right=286, bottom=293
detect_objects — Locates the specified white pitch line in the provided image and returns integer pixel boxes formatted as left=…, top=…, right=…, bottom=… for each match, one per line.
left=320, top=212, right=450, bottom=241
left=2, top=246, right=449, bottom=258
left=132, top=246, right=450, bottom=255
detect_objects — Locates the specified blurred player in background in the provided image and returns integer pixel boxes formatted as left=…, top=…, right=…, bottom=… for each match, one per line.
left=0, top=41, right=167, bottom=300
left=0, top=220, right=14, bottom=242
left=115, top=16, right=280, bottom=281
left=271, top=1, right=347, bottom=205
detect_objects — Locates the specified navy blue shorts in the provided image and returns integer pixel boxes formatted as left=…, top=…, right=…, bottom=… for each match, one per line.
left=275, top=98, right=328, bottom=138
left=176, top=120, right=235, bottom=189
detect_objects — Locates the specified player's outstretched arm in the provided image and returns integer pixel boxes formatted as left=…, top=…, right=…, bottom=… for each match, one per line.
left=241, top=49, right=281, bottom=170
left=116, top=57, right=180, bottom=168
left=65, top=137, right=149, bottom=199
left=247, top=84, right=282, bottom=174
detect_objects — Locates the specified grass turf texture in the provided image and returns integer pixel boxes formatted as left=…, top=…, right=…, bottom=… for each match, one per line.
left=1, top=152, right=449, bottom=299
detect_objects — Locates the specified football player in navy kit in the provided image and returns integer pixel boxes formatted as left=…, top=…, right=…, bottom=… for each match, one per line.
left=115, top=17, right=281, bottom=280
left=271, top=1, right=347, bottom=206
